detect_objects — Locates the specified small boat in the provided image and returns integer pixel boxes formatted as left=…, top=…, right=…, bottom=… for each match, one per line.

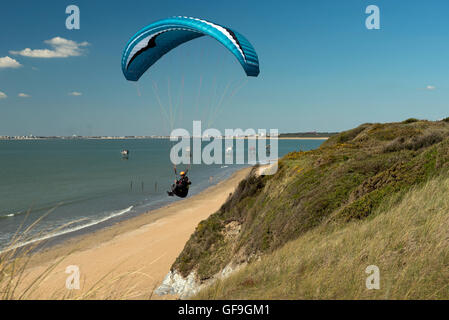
left=185, top=146, right=193, bottom=159
left=121, top=150, right=130, bottom=158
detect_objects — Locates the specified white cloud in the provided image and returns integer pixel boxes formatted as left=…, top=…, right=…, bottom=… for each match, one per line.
left=18, top=93, right=31, bottom=98
left=0, top=56, right=22, bottom=68
left=68, top=91, right=82, bottom=96
left=425, top=85, right=436, bottom=91
left=10, top=37, right=89, bottom=58
left=0, top=92, right=7, bottom=99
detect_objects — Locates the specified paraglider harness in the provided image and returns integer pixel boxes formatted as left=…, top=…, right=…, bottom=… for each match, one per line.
left=168, top=166, right=191, bottom=198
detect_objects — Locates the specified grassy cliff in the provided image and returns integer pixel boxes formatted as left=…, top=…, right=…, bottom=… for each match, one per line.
left=171, top=119, right=449, bottom=298
left=196, top=173, right=449, bottom=299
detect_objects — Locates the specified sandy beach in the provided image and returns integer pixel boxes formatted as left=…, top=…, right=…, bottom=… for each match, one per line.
left=15, top=167, right=252, bottom=299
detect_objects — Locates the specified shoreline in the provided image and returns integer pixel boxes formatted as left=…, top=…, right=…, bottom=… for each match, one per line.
left=16, top=166, right=252, bottom=299
left=2, top=165, right=244, bottom=255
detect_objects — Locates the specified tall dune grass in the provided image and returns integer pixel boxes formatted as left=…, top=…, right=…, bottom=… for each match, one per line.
left=0, top=208, right=69, bottom=299
left=0, top=210, right=152, bottom=299
left=195, top=173, right=449, bottom=299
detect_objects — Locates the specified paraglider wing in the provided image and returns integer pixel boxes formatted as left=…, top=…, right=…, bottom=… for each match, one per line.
left=121, top=16, right=260, bottom=81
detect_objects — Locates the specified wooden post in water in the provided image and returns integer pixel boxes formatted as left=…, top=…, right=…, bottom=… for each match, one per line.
left=141, top=181, right=144, bottom=192
left=155, top=182, right=158, bottom=192
left=130, top=181, right=133, bottom=191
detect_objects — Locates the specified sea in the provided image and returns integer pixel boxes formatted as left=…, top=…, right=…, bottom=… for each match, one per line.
left=0, top=138, right=324, bottom=251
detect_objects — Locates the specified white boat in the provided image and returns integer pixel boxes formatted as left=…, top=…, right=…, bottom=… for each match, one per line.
left=121, top=150, right=129, bottom=157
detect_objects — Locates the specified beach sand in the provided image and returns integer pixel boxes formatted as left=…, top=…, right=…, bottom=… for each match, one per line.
left=16, top=167, right=252, bottom=299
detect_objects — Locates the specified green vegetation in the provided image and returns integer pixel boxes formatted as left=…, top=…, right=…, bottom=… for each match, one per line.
left=402, top=118, right=420, bottom=124
left=195, top=173, right=449, bottom=299
left=171, top=119, right=449, bottom=298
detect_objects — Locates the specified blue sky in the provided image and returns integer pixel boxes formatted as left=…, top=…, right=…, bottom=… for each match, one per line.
left=1, top=0, right=449, bottom=136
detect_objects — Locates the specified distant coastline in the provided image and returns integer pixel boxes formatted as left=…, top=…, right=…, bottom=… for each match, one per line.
left=0, top=135, right=170, bottom=140
left=0, top=132, right=337, bottom=141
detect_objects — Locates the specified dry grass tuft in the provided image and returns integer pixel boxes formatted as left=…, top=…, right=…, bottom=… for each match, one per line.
left=0, top=211, right=152, bottom=300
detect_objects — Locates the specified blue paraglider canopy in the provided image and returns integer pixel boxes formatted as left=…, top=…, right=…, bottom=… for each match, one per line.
left=121, top=16, right=260, bottom=81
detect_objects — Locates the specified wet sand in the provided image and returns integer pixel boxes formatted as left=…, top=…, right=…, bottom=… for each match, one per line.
left=16, top=167, right=252, bottom=299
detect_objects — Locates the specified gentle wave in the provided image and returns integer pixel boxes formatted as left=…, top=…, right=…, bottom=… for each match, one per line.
left=0, top=212, right=22, bottom=219
left=0, top=189, right=126, bottom=221
left=0, top=206, right=134, bottom=253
